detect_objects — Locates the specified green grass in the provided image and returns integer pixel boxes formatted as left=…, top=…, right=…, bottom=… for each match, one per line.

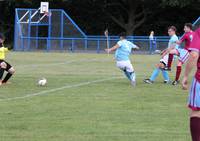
left=0, top=52, right=191, bottom=141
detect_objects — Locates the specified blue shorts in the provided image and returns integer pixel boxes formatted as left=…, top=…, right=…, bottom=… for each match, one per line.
left=188, top=78, right=200, bottom=111
left=177, top=48, right=189, bottom=64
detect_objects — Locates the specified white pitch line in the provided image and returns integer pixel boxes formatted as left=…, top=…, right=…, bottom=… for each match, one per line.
left=0, top=77, right=122, bottom=102
left=16, top=58, right=111, bottom=69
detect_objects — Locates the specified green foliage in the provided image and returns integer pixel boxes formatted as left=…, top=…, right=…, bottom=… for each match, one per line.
left=0, top=0, right=200, bottom=40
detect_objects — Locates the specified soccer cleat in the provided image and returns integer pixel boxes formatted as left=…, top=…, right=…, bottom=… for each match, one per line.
left=163, top=67, right=171, bottom=71
left=164, top=80, right=170, bottom=84
left=172, top=80, right=179, bottom=85
left=2, top=81, right=11, bottom=85
left=143, top=79, right=153, bottom=84
left=131, top=80, right=136, bottom=87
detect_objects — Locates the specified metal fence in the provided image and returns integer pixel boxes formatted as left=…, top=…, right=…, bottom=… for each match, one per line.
left=14, top=8, right=200, bottom=53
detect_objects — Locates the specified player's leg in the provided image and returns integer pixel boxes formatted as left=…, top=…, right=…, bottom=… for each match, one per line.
left=144, top=59, right=167, bottom=84
left=150, top=68, right=160, bottom=81
left=144, top=64, right=161, bottom=84
left=144, top=54, right=170, bottom=84
left=164, top=49, right=178, bottom=71
left=178, top=48, right=190, bottom=64
left=117, top=61, right=130, bottom=80
left=161, top=70, right=170, bottom=83
left=172, top=61, right=182, bottom=85
left=190, top=110, right=200, bottom=141
left=121, top=60, right=136, bottom=86
left=166, top=54, right=174, bottom=71
left=188, top=78, right=200, bottom=141
left=173, top=49, right=189, bottom=85
left=2, top=61, right=15, bottom=84
left=0, top=61, right=6, bottom=85
left=126, top=62, right=136, bottom=86
left=116, top=61, right=136, bottom=85
left=0, top=60, right=5, bottom=82
left=0, top=68, right=4, bottom=81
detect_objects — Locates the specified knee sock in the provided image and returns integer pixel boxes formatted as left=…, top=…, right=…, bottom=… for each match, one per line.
left=167, top=54, right=174, bottom=68
left=2, top=73, right=12, bottom=83
left=123, top=70, right=135, bottom=81
left=175, top=66, right=182, bottom=81
left=123, top=70, right=131, bottom=81
left=162, top=70, right=169, bottom=81
left=130, top=72, right=136, bottom=82
left=190, top=117, right=200, bottom=141
left=0, top=69, right=4, bottom=80
left=150, top=68, right=160, bottom=81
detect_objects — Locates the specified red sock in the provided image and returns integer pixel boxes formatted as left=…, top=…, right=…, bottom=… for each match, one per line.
left=190, top=117, right=200, bottom=141
left=167, top=54, right=174, bottom=68
left=175, top=66, right=182, bottom=81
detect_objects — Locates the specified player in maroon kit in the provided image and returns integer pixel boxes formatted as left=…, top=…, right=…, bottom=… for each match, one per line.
left=163, top=23, right=194, bottom=85
left=182, top=27, right=200, bottom=141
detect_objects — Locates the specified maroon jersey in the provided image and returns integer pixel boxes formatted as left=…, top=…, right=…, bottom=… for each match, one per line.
left=180, top=31, right=194, bottom=50
left=188, top=28, right=200, bottom=81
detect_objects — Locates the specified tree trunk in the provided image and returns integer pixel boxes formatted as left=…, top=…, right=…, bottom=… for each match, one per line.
left=105, top=0, right=146, bottom=35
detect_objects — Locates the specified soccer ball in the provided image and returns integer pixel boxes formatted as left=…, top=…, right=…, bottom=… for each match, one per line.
left=154, top=50, right=161, bottom=54
left=38, top=78, right=47, bottom=86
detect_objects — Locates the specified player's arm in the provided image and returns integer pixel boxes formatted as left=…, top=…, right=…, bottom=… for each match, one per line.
left=176, top=35, right=186, bottom=45
left=182, top=50, right=199, bottom=90
left=176, top=40, right=182, bottom=45
left=161, top=43, right=176, bottom=57
left=132, top=44, right=140, bottom=50
left=105, top=44, right=120, bottom=53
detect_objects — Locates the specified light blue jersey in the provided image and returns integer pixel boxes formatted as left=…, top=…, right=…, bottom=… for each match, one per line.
left=115, top=39, right=137, bottom=61
left=168, top=34, right=179, bottom=49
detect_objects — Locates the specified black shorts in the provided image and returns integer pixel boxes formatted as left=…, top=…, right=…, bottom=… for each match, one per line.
left=0, top=59, right=12, bottom=71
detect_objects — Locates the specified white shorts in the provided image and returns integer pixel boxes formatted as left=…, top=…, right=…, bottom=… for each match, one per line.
left=160, top=55, right=169, bottom=66
left=116, top=60, right=134, bottom=72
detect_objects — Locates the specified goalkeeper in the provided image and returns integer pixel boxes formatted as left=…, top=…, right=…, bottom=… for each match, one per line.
left=0, top=33, right=15, bottom=85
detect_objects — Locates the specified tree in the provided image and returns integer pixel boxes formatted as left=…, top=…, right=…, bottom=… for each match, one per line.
left=103, top=0, right=148, bottom=35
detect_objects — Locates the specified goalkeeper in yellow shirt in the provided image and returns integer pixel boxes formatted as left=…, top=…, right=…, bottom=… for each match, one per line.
left=0, top=33, right=15, bottom=85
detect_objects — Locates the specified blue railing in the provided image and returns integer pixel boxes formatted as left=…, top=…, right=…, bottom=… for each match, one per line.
left=14, top=8, right=200, bottom=54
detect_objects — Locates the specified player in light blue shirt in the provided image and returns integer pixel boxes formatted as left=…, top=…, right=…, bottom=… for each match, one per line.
left=115, top=38, right=138, bottom=61
left=105, top=32, right=139, bottom=86
left=168, top=34, right=179, bottom=49
left=144, top=26, right=179, bottom=84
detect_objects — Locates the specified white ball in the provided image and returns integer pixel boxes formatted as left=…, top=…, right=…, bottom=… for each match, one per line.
left=155, top=50, right=161, bottom=54
left=38, top=78, right=47, bottom=86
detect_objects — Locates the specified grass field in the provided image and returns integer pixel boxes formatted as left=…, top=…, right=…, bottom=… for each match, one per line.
left=0, top=52, right=192, bottom=141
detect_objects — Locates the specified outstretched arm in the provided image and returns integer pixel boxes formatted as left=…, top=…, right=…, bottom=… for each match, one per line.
left=133, top=45, right=140, bottom=50
left=105, top=44, right=120, bottom=53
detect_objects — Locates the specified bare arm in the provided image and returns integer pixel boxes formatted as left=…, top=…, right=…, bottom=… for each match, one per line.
left=161, top=43, right=176, bottom=57
left=105, top=44, right=120, bottom=53
left=182, top=51, right=199, bottom=90
left=133, top=45, right=140, bottom=50
left=176, top=40, right=182, bottom=45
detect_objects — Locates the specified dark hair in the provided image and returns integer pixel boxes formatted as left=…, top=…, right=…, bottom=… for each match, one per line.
left=168, top=26, right=177, bottom=32
left=184, top=23, right=193, bottom=29
left=119, top=32, right=127, bottom=39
